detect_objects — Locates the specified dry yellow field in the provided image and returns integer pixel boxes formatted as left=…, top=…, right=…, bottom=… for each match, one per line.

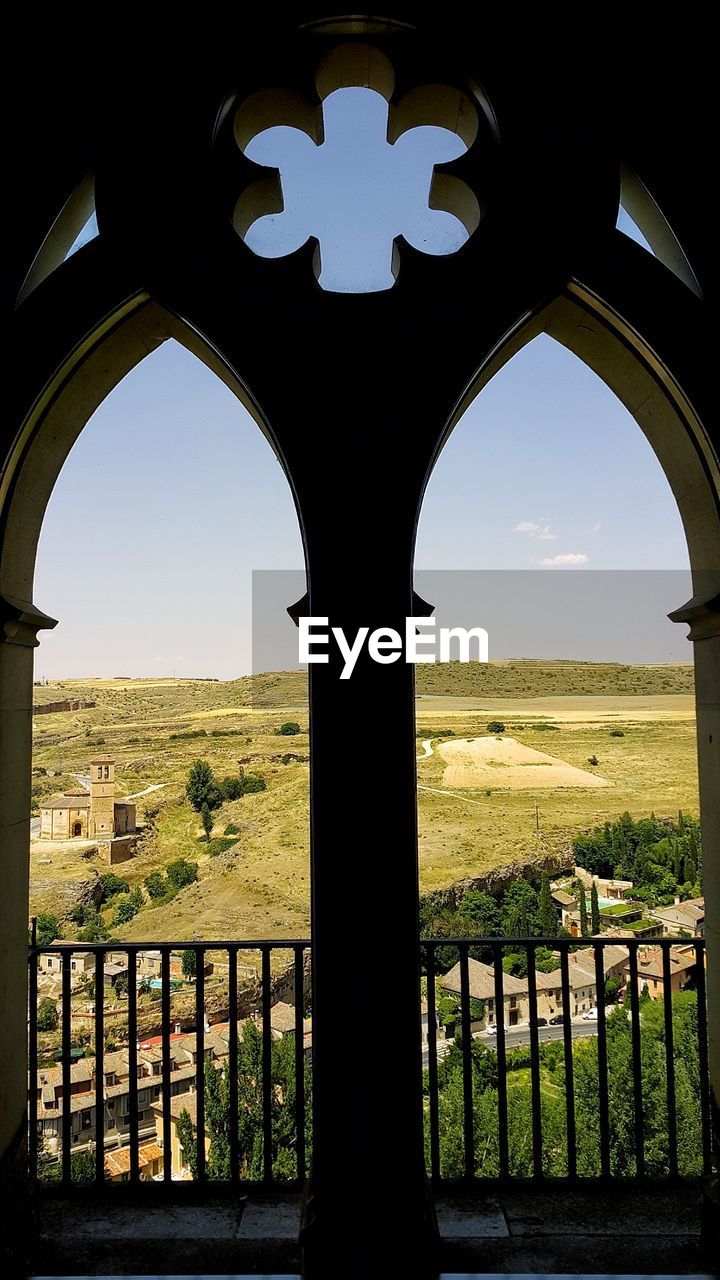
left=29, top=671, right=699, bottom=940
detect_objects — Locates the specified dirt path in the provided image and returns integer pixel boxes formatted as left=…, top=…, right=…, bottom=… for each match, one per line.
left=416, top=739, right=434, bottom=760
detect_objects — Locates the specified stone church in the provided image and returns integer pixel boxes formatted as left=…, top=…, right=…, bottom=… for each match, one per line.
left=39, top=755, right=136, bottom=842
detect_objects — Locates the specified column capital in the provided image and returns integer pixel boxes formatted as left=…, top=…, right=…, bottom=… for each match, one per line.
left=0, top=595, right=57, bottom=648
left=669, top=589, right=720, bottom=642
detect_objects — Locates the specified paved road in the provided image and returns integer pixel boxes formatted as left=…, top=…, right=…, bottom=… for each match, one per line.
left=422, top=1018, right=599, bottom=1067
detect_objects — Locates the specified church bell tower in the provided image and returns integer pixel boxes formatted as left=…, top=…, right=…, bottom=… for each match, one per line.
left=90, top=755, right=116, bottom=836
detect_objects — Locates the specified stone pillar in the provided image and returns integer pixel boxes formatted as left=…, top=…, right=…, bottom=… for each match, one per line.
left=0, top=596, right=56, bottom=1273
left=669, top=590, right=720, bottom=1264
left=298, top=556, right=435, bottom=1280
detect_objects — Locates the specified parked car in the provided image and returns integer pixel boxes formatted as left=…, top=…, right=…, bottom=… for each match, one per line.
left=581, top=1006, right=598, bottom=1021
left=485, top=1024, right=498, bottom=1036
left=549, top=1014, right=565, bottom=1025
left=534, top=1017, right=548, bottom=1026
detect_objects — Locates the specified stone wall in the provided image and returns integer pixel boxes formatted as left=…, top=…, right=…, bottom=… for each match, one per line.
left=32, top=699, right=95, bottom=716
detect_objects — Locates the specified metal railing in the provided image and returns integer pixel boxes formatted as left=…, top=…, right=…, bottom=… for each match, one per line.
left=422, top=935, right=712, bottom=1185
left=28, top=937, right=311, bottom=1188
left=28, top=933, right=712, bottom=1191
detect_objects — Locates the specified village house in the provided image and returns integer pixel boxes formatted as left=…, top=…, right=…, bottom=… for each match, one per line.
left=623, top=944, right=699, bottom=1001
left=151, top=1091, right=212, bottom=1181
left=648, top=897, right=705, bottom=937
left=32, top=1028, right=231, bottom=1163
left=38, top=945, right=95, bottom=979
left=440, top=958, right=529, bottom=1028
left=104, top=1140, right=164, bottom=1182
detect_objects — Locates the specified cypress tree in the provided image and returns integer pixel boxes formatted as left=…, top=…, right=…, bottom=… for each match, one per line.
left=590, top=881, right=601, bottom=934
left=539, top=871, right=557, bottom=938
left=579, top=883, right=589, bottom=937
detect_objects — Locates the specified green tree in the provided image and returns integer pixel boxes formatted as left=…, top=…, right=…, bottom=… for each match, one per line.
left=166, top=859, right=199, bottom=890
left=590, top=881, right=601, bottom=934
left=578, top=883, right=589, bottom=937
left=37, top=997, right=58, bottom=1032
left=181, top=949, right=197, bottom=979
left=35, top=913, right=60, bottom=947
left=539, top=872, right=557, bottom=938
left=501, top=881, right=540, bottom=938
left=486, top=721, right=505, bottom=734
left=113, top=886, right=143, bottom=926
left=144, top=870, right=167, bottom=900
left=186, top=760, right=223, bottom=814
left=175, top=1108, right=198, bottom=1179
left=277, top=722, right=301, bottom=736
left=458, top=890, right=502, bottom=939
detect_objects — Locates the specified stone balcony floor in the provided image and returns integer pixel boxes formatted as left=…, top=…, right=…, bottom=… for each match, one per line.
left=30, top=1182, right=716, bottom=1277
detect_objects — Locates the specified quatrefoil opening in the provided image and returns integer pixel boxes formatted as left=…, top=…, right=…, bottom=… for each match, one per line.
left=231, top=44, right=484, bottom=293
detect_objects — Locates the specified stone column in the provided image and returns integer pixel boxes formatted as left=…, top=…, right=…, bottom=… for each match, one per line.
left=0, top=597, right=56, bottom=1273
left=669, top=590, right=720, bottom=1262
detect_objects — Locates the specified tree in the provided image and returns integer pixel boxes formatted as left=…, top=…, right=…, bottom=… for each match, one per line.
left=35, top=913, right=60, bottom=947
left=113, top=887, right=143, bottom=926
left=98, top=873, right=130, bottom=903
left=144, top=870, right=167, bottom=899
left=277, top=722, right=301, bottom=736
left=501, top=881, right=541, bottom=938
left=458, top=890, right=502, bottom=940
left=181, top=949, right=197, bottom=980
left=37, top=997, right=58, bottom=1032
left=166, top=858, right=199, bottom=890
left=201, top=803, right=213, bottom=840
left=486, top=721, right=505, bottom=734
left=578, top=883, right=589, bottom=937
left=539, top=872, right=557, bottom=938
left=176, top=1108, right=198, bottom=1179
left=590, top=881, right=601, bottom=934
left=186, top=760, right=223, bottom=814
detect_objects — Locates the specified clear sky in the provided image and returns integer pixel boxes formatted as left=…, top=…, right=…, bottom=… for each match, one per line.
left=33, top=91, right=690, bottom=679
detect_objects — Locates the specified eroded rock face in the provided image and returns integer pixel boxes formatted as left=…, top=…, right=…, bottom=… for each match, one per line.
left=421, top=848, right=575, bottom=915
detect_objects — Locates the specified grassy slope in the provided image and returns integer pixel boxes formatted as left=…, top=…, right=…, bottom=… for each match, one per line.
left=30, top=665, right=698, bottom=941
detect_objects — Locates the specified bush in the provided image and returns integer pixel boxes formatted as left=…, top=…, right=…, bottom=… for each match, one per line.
left=113, top=887, right=143, bottom=926
left=77, top=912, right=109, bottom=942
left=277, top=721, right=301, bottom=736
left=241, top=772, right=266, bottom=794
left=37, top=997, right=59, bottom=1032
left=144, top=871, right=167, bottom=900
left=219, top=775, right=245, bottom=801
left=486, top=721, right=505, bottom=734
left=224, top=823, right=240, bottom=836
left=98, top=873, right=130, bottom=903
left=587, top=755, right=599, bottom=766
left=35, top=912, right=59, bottom=947
left=166, top=859, right=199, bottom=890
left=181, top=949, right=197, bottom=979
left=610, top=729, right=625, bottom=737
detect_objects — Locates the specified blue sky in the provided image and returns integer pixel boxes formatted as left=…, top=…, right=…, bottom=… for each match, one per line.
left=33, top=91, right=689, bottom=679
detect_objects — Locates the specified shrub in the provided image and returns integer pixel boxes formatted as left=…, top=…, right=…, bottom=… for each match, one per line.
left=98, top=873, right=130, bottom=903
left=587, top=755, right=599, bottom=766
left=610, top=730, right=625, bottom=737
left=224, top=823, right=240, bottom=836
left=144, top=871, right=167, bottom=900
left=219, top=775, right=245, bottom=801
left=37, top=997, right=59, bottom=1032
left=113, top=887, right=143, bottom=926
left=35, top=912, right=59, bottom=947
left=77, top=912, right=109, bottom=942
left=166, top=859, right=199, bottom=890
left=277, top=721, right=301, bottom=736
left=486, top=721, right=505, bottom=734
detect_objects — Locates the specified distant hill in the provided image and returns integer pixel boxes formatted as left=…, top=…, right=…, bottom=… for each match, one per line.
left=238, top=659, right=694, bottom=705
left=34, top=661, right=694, bottom=715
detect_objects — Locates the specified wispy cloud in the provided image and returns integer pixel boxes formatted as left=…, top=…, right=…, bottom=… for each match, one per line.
left=539, top=553, right=589, bottom=567
left=513, top=521, right=557, bottom=541
left=592, top=522, right=601, bottom=534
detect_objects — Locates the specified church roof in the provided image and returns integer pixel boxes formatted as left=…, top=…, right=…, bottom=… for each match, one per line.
left=41, top=791, right=90, bottom=810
